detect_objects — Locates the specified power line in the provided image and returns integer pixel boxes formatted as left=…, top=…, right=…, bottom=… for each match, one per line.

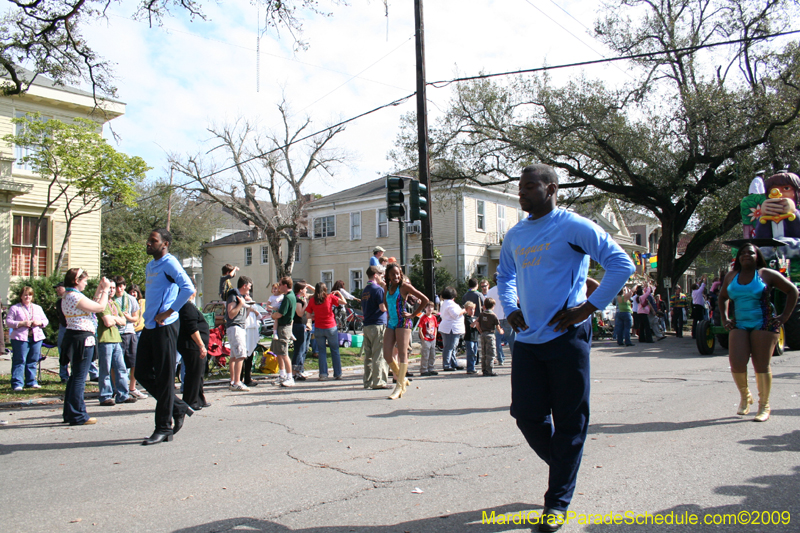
left=428, top=29, right=800, bottom=87
left=518, top=0, right=633, bottom=80
left=191, top=28, right=800, bottom=181
left=195, top=93, right=416, bottom=180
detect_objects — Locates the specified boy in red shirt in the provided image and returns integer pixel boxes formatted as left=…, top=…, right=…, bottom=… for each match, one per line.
left=418, top=302, right=438, bottom=376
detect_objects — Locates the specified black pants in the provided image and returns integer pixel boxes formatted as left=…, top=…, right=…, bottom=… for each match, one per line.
left=135, top=323, right=190, bottom=435
left=637, top=313, right=653, bottom=343
left=691, top=304, right=705, bottom=338
left=243, top=353, right=255, bottom=385
left=672, top=308, right=685, bottom=337
left=180, top=346, right=206, bottom=410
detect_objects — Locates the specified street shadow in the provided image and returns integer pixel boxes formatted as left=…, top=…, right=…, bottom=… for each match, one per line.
left=584, top=465, right=800, bottom=532
left=171, top=503, right=543, bottom=533
left=773, top=372, right=800, bottom=380
left=589, top=417, right=745, bottom=435
left=738, top=429, right=800, bottom=453
left=369, top=406, right=509, bottom=418
left=0, top=438, right=143, bottom=455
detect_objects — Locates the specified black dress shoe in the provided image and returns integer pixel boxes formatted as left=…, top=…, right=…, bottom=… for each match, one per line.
left=202, top=401, right=211, bottom=408
left=455, top=366, right=465, bottom=370
left=538, top=508, right=566, bottom=532
left=142, top=432, right=173, bottom=445
left=173, top=406, right=195, bottom=435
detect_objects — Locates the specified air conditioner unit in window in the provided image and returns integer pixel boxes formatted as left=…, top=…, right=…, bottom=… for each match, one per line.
left=406, top=221, right=422, bottom=234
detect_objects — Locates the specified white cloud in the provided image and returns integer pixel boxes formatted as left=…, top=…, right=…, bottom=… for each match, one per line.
left=81, top=0, right=621, bottom=195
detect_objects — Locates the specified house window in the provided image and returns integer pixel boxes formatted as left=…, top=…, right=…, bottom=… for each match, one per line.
left=261, top=245, right=269, bottom=265
left=321, top=270, right=333, bottom=288
left=477, top=200, right=486, bottom=231
left=377, top=208, right=388, bottom=238
left=13, top=112, right=49, bottom=172
left=350, top=269, right=363, bottom=293
left=11, top=215, right=48, bottom=277
left=497, top=205, right=506, bottom=238
left=350, top=212, right=361, bottom=240
left=314, top=215, right=335, bottom=238
left=476, top=264, right=488, bottom=278
left=244, top=247, right=252, bottom=266
left=294, top=243, right=302, bottom=262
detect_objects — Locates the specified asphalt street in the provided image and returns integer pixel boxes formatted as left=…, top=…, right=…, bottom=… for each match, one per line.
left=1, top=334, right=799, bottom=533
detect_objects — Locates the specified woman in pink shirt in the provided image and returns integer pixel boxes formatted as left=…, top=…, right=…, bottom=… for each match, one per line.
left=635, top=284, right=654, bottom=343
left=6, top=286, right=49, bottom=391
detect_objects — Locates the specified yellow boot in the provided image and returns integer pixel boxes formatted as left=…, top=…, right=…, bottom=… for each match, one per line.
left=754, top=372, right=772, bottom=422
left=388, top=359, right=409, bottom=386
left=732, top=372, right=753, bottom=415
left=388, top=363, right=408, bottom=400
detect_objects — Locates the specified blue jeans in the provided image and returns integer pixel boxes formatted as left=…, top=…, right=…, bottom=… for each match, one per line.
left=465, top=340, right=478, bottom=372
left=441, top=332, right=461, bottom=369
left=10, top=338, right=42, bottom=389
left=57, top=325, right=69, bottom=381
left=292, top=324, right=310, bottom=373
left=63, top=343, right=94, bottom=425
left=614, top=312, right=633, bottom=345
left=97, top=342, right=130, bottom=402
left=496, top=318, right=516, bottom=364
left=315, top=326, right=341, bottom=378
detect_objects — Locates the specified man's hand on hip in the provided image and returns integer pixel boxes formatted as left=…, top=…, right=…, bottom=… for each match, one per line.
left=507, top=310, right=528, bottom=333
left=549, top=301, right=597, bottom=333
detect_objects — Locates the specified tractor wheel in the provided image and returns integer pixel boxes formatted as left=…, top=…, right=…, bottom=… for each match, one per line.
left=696, top=320, right=716, bottom=355
left=782, top=300, right=800, bottom=350
left=774, top=325, right=785, bottom=357
left=712, top=312, right=729, bottom=349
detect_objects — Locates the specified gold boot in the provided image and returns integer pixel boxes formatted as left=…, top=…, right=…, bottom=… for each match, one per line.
left=754, top=372, right=772, bottom=422
left=732, top=372, right=753, bottom=415
left=388, top=359, right=409, bottom=386
left=388, top=363, right=408, bottom=400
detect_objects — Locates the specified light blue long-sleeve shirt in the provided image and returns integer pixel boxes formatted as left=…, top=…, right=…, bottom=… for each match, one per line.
left=143, top=253, right=195, bottom=329
left=497, top=208, right=635, bottom=344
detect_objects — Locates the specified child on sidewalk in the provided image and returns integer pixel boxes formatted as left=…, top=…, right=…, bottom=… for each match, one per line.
left=418, top=302, right=438, bottom=376
left=463, top=302, right=480, bottom=374
left=477, top=298, right=504, bottom=376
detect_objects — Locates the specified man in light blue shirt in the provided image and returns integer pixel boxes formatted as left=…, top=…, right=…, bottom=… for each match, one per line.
left=135, top=229, right=196, bottom=445
left=497, top=165, right=634, bottom=532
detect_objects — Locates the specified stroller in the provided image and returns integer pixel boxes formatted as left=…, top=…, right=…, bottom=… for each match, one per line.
left=206, top=325, right=231, bottom=377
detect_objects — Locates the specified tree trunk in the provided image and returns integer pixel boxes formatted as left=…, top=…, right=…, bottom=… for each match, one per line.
left=54, top=225, right=72, bottom=274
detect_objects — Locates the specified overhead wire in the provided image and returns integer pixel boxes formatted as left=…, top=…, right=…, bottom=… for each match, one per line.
left=185, top=28, right=800, bottom=181
left=518, top=0, right=635, bottom=80
left=428, top=28, right=800, bottom=87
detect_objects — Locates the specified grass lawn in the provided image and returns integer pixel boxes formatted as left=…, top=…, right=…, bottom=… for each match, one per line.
left=0, top=371, right=98, bottom=404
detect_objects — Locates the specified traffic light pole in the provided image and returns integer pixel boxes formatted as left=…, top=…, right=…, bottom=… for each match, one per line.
left=414, top=0, right=435, bottom=302
left=398, top=220, right=406, bottom=272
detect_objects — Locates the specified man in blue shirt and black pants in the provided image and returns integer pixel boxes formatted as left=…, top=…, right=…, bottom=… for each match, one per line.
left=497, top=165, right=634, bottom=532
left=136, top=229, right=196, bottom=445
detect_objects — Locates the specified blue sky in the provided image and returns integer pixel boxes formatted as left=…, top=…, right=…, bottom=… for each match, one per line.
left=81, top=0, right=620, bottom=196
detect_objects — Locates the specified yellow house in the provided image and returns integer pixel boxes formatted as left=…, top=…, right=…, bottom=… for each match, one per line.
left=304, top=176, right=524, bottom=291
left=0, top=73, right=125, bottom=300
left=201, top=229, right=310, bottom=304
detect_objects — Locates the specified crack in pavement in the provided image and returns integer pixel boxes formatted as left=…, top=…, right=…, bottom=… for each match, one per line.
left=262, top=419, right=519, bottom=451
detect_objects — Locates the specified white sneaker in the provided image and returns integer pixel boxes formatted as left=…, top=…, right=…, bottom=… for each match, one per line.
left=231, top=382, right=250, bottom=391
left=273, top=375, right=287, bottom=385
left=280, top=377, right=295, bottom=387
left=129, top=389, right=147, bottom=399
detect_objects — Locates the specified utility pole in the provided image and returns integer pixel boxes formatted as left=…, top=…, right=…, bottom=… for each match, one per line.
left=414, top=0, right=435, bottom=301
left=166, top=166, right=173, bottom=232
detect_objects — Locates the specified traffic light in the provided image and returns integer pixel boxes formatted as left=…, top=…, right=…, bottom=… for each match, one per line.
left=386, top=177, right=406, bottom=220
left=409, top=180, right=428, bottom=221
